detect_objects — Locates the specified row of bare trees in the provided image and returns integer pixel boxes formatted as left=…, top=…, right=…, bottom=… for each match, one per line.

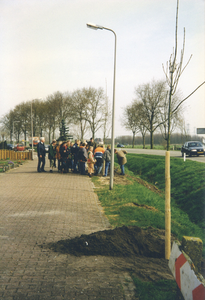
left=0, top=87, right=111, bottom=144
left=123, top=0, right=204, bottom=151
left=122, top=80, right=184, bottom=149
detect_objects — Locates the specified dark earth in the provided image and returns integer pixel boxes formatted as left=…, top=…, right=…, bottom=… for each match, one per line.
left=47, top=226, right=174, bottom=259
left=43, top=224, right=205, bottom=282
left=40, top=226, right=180, bottom=284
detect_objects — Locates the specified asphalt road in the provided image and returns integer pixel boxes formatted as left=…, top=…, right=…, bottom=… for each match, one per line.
left=124, top=148, right=205, bottom=163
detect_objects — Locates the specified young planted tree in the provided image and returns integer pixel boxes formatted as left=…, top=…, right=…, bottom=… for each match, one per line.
left=159, top=92, right=184, bottom=142
left=162, top=0, right=204, bottom=260
left=162, top=0, right=193, bottom=151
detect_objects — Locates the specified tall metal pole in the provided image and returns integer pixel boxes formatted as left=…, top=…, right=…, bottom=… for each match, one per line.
left=106, top=28, right=117, bottom=190
left=31, top=101, right=34, bottom=160
left=86, top=23, right=117, bottom=190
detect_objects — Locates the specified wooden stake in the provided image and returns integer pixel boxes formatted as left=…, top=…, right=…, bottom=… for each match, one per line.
left=165, top=151, right=171, bottom=259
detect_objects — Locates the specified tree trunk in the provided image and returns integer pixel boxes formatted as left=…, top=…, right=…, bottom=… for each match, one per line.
left=48, top=128, right=51, bottom=144
left=80, top=121, right=84, bottom=140
left=150, top=131, right=154, bottom=149
left=24, top=131, right=27, bottom=146
left=143, top=134, right=146, bottom=149
left=132, top=131, right=135, bottom=148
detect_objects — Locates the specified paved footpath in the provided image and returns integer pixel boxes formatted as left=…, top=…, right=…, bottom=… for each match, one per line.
left=0, top=158, right=136, bottom=300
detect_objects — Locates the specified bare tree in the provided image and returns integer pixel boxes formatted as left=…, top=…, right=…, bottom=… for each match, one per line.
left=162, top=0, right=193, bottom=150
left=0, top=110, right=14, bottom=142
left=122, top=101, right=148, bottom=148
left=83, top=87, right=106, bottom=139
left=70, top=89, right=89, bottom=140
left=135, top=80, right=167, bottom=149
left=159, top=92, right=184, bottom=141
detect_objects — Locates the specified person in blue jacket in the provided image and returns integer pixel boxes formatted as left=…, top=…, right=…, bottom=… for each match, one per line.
left=37, top=137, right=46, bottom=172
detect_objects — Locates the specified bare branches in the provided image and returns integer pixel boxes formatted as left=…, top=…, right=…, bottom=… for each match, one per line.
left=172, top=81, right=205, bottom=114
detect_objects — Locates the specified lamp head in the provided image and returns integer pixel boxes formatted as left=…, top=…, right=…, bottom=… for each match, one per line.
left=86, top=23, right=103, bottom=30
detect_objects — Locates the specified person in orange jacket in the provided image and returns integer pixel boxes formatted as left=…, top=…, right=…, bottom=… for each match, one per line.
left=94, top=144, right=105, bottom=175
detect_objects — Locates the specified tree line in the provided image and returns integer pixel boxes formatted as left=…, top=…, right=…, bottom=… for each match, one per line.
left=122, top=80, right=184, bottom=149
left=114, top=133, right=203, bottom=148
left=0, top=87, right=111, bottom=144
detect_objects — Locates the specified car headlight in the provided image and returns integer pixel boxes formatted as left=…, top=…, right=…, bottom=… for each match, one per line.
left=191, top=149, right=197, bottom=151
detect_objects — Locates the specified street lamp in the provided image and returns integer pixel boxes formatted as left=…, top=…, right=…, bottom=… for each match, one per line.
left=86, top=22, right=117, bottom=190
left=31, top=101, right=34, bottom=160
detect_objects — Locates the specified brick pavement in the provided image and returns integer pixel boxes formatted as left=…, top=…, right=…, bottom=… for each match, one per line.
left=0, top=158, right=136, bottom=300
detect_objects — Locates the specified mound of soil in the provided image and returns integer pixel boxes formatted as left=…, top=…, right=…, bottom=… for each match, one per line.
left=47, top=226, right=176, bottom=258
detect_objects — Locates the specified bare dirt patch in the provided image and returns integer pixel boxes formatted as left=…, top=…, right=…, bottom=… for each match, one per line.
left=133, top=176, right=163, bottom=195
left=44, top=226, right=177, bottom=282
left=46, top=226, right=176, bottom=259
left=98, top=171, right=131, bottom=186
left=124, top=202, right=159, bottom=212
left=98, top=169, right=163, bottom=196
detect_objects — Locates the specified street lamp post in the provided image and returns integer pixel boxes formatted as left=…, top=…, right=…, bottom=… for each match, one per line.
left=86, top=23, right=117, bottom=190
left=31, top=101, right=34, bottom=160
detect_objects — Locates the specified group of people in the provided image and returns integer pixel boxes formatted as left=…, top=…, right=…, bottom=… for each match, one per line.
left=37, top=137, right=127, bottom=177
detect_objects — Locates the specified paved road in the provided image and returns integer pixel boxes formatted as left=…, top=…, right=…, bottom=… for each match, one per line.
left=125, top=148, right=205, bottom=163
left=0, top=158, right=138, bottom=300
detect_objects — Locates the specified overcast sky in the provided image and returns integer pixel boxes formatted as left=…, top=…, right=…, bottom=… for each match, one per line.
left=0, top=0, right=204, bottom=139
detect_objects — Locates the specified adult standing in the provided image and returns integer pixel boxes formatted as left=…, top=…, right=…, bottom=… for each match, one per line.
left=78, top=142, right=88, bottom=175
left=72, top=139, right=80, bottom=173
left=55, top=141, right=62, bottom=172
left=70, top=142, right=74, bottom=171
left=60, top=141, right=69, bottom=173
left=48, top=140, right=57, bottom=173
left=94, top=145, right=105, bottom=175
left=87, top=137, right=96, bottom=152
left=102, top=145, right=111, bottom=177
left=37, top=137, right=46, bottom=172
left=114, top=149, right=127, bottom=175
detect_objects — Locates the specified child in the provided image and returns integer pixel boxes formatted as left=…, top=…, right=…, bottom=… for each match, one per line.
left=87, top=146, right=95, bottom=177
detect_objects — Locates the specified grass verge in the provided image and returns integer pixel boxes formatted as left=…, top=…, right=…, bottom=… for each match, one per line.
left=92, top=155, right=204, bottom=299
left=132, top=278, right=181, bottom=300
left=93, top=171, right=204, bottom=254
left=126, top=154, right=205, bottom=228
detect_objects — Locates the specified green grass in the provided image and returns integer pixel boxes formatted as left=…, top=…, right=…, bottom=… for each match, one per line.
left=126, top=154, right=205, bottom=228
left=96, top=172, right=204, bottom=252
left=93, top=154, right=204, bottom=298
left=132, top=278, right=181, bottom=300
left=93, top=154, right=205, bottom=254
